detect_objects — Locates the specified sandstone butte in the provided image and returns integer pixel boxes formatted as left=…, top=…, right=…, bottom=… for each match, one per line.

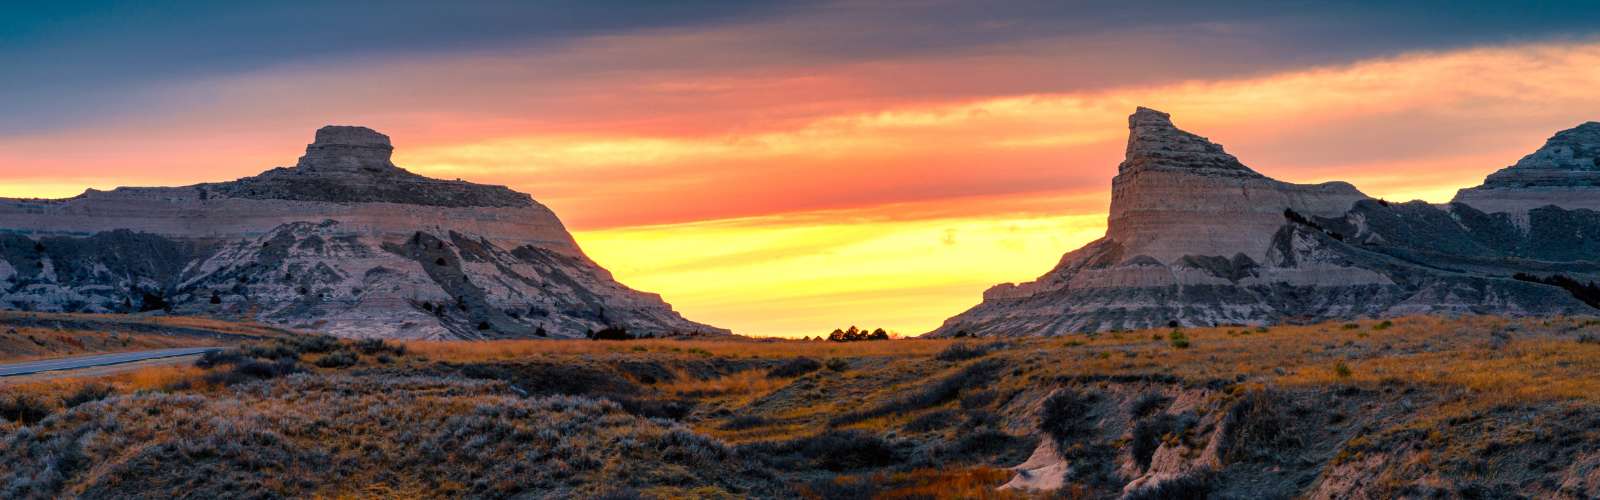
left=0, top=126, right=726, bottom=340
left=930, top=108, right=1600, bottom=336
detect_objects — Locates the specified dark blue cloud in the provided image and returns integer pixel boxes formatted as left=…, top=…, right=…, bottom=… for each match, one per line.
left=4, top=0, right=1599, bottom=134
left=0, top=1, right=788, bottom=132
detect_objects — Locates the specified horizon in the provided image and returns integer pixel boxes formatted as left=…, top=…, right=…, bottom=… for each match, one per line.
left=6, top=2, right=1600, bottom=337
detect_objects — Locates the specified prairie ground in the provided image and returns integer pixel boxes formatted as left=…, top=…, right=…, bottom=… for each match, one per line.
left=3, top=314, right=1600, bottom=498
left=0, top=311, right=295, bottom=362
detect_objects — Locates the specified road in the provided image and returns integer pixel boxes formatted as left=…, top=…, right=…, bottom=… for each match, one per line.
left=0, top=347, right=220, bottom=377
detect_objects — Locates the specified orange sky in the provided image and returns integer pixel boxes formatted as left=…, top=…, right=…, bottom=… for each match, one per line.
left=3, top=31, right=1600, bottom=336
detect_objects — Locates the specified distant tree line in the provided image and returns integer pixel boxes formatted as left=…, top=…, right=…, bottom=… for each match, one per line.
left=1283, top=208, right=1344, bottom=241
left=586, top=326, right=657, bottom=341
left=825, top=326, right=891, bottom=342
left=1513, top=273, right=1600, bottom=309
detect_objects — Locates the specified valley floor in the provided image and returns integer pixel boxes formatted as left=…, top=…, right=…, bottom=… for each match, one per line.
left=3, top=314, right=1600, bottom=498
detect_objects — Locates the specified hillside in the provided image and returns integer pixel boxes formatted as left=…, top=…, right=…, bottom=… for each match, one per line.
left=0, top=127, right=724, bottom=340
left=931, top=108, right=1600, bottom=336
left=4, top=315, right=1600, bottom=497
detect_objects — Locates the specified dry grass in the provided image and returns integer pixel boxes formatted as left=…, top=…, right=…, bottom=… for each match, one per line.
left=0, top=364, right=209, bottom=400
left=659, top=369, right=788, bottom=402
left=800, top=467, right=1026, bottom=499
left=876, top=467, right=1025, bottom=499
left=6, top=313, right=1599, bottom=498
left=402, top=337, right=954, bottom=363
left=0, top=311, right=297, bottom=362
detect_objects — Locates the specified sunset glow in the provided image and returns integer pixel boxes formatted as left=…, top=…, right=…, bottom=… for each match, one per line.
left=5, top=3, right=1600, bottom=336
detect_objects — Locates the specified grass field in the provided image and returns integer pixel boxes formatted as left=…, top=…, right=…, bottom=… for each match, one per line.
left=3, top=314, right=1600, bottom=498
left=0, top=311, right=297, bottom=362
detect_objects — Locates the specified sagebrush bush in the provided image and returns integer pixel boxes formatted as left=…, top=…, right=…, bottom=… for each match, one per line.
left=830, top=358, right=1002, bottom=426
left=204, top=359, right=303, bottom=386
left=1216, top=390, right=1299, bottom=463
left=0, top=394, right=52, bottom=426
left=902, top=409, right=959, bottom=432
left=934, top=342, right=1005, bottom=362
left=194, top=349, right=247, bottom=368
left=1123, top=471, right=1213, bottom=500
left=61, top=384, right=114, bottom=408
left=1040, top=389, right=1099, bottom=450
left=1130, top=413, right=1193, bottom=470
left=766, top=357, right=822, bottom=378
left=314, top=350, right=358, bottom=368
left=776, top=430, right=899, bottom=472
left=353, top=338, right=406, bottom=356
left=0, top=375, right=768, bottom=498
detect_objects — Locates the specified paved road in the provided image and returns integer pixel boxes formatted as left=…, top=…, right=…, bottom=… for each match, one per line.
left=0, top=347, right=220, bottom=377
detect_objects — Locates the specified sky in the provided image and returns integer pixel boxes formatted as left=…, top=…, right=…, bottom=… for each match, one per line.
left=4, top=1, right=1600, bottom=337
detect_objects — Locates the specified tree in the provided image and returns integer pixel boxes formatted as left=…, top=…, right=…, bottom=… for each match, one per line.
left=590, top=326, right=632, bottom=341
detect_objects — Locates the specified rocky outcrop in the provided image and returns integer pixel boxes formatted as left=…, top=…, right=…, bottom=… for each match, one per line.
left=1109, top=107, right=1368, bottom=261
left=1454, top=121, right=1600, bottom=215
left=0, top=126, right=725, bottom=339
left=930, top=109, right=1600, bottom=336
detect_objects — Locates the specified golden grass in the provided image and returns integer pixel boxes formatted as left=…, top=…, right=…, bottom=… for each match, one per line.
left=395, top=315, right=1600, bottom=411
left=2, top=364, right=209, bottom=399
left=401, top=336, right=956, bottom=362
left=800, top=467, right=1028, bottom=500
left=875, top=467, right=1027, bottom=499
left=658, top=369, right=787, bottom=401
left=0, top=311, right=299, bottom=362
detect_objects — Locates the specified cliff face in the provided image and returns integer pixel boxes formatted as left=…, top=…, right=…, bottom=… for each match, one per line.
left=1108, top=108, right=1368, bottom=261
left=1453, top=121, right=1600, bottom=215
left=0, top=126, right=725, bottom=339
left=930, top=109, right=1600, bottom=337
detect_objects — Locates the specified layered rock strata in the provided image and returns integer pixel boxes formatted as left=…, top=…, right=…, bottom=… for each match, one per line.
left=0, top=126, right=725, bottom=339
left=1453, top=121, right=1600, bottom=215
left=930, top=109, right=1600, bottom=336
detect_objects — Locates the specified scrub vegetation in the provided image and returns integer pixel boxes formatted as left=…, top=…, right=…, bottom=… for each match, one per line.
left=3, top=314, right=1600, bottom=498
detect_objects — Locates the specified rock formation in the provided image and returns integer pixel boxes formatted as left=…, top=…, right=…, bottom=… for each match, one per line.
left=0, top=126, right=726, bottom=339
left=1453, top=121, right=1600, bottom=215
left=930, top=108, right=1600, bottom=337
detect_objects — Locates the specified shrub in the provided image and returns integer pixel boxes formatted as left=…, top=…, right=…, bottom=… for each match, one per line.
left=825, top=358, right=850, bottom=372
left=62, top=384, right=115, bottom=408
left=588, top=326, right=632, bottom=341
left=766, top=357, right=822, bottom=378
left=206, top=359, right=303, bottom=386
left=1341, top=323, right=1360, bottom=330
left=1216, top=390, right=1299, bottom=463
left=1168, top=330, right=1190, bottom=349
left=195, top=349, right=249, bottom=368
left=903, top=409, right=959, bottom=432
left=314, top=350, right=358, bottom=368
left=935, top=342, right=1005, bottom=362
left=959, top=390, right=999, bottom=410
left=793, top=430, right=899, bottom=471
left=290, top=335, right=340, bottom=354
left=1123, top=471, right=1213, bottom=500
left=719, top=415, right=770, bottom=431
left=952, top=428, right=1027, bottom=457
left=354, top=338, right=406, bottom=356
left=830, top=359, right=1002, bottom=426
left=1130, top=394, right=1171, bottom=418
left=1374, top=320, right=1394, bottom=330
left=1130, top=414, right=1193, bottom=469
left=1334, top=362, right=1352, bottom=378
left=1039, top=389, right=1099, bottom=449
left=0, top=394, right=52, bottom=425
